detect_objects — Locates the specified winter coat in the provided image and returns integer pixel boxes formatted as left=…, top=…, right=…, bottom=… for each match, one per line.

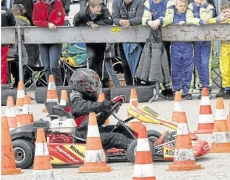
left=1, top=6, right=16, bottom=27
left=73, top=4, right=113, bottom=26
left=135, top=29, right=170, bottom=84
left=112, top=0, right=144, bottom=26
left=32, top=0, right=65, bottom=27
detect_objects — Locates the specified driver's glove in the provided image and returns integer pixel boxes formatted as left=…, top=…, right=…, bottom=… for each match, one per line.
left=113, top=95, right=126, bottom=104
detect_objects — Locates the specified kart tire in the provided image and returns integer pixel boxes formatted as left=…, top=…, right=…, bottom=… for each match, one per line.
left=147, top=130, right=162, bottom=143
left=126, top=139, right=155, bottom=164
left=1, top=88, right=17, bottom=106
left=12, top=139, right=35, bottom=169
left=110, top=86, right=153, bottom=103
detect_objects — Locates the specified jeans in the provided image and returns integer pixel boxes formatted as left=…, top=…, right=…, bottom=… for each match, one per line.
left=79, top=0, right=87, bottom=11
left=38, top=44, right=63, bottom=86
left=104, top=58, right=120, bottom=87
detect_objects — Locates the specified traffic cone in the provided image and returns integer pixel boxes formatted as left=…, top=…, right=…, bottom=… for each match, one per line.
left=210, top=97, right=230, bottom=153
left=42, top=75, right=58, bottom=113
left=33, top=128, right=54, bottom=179
left=21, top=95, right=34, bottom=126
left=172, top=91, right=183, bottom=123
left=168, top=112, right=202, bottom=171
left=78, top=112, right=111, bottom=173
left=98, top=92, right=110, bottom=124
left=60, top=90, right=68, bottom=106
left=5, top=96, right=17, bottom=130
left=132, top=125, right=156, bottom=180
left=194, top=87, right=214, bottom=134
left=128, top=89, right=142, bottom=132
left=1, top=116, right=21, bottom=175
left=15, top=81, right=25, bottom=127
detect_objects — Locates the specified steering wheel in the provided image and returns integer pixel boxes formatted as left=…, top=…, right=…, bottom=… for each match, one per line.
left=108, top=101, right=122, bottom=115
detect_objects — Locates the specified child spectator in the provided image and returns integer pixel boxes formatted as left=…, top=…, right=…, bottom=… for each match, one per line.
left=208, top=0, right=230, bottom=99
left=32, top=0, right=65, bottom=86
left=73, top=0, right=113, bottom=87
left=164, top=0, right=194, bottom=100
left=1, top=0, right=16, bottom=84
left=187, top=0, right=215, bottom=99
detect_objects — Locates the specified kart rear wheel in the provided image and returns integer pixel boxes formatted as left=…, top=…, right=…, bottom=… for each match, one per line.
left=126, top=139, right=155, bottom=164
left=12, top=139, right=35, bottom=169
left=147, top=130, right=162, bottom=143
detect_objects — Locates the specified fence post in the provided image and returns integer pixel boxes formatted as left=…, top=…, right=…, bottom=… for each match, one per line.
left=16, top=25, right=24, bottom=82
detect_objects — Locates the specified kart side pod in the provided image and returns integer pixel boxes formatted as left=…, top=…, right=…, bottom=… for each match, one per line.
left=50, top=117, right=77, bottom=133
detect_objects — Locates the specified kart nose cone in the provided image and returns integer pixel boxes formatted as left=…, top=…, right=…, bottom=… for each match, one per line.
left=192, top=139, right=210, bottom=157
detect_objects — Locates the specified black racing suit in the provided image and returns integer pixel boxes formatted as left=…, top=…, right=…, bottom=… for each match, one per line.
left=70, top=90, right=132, bottom=150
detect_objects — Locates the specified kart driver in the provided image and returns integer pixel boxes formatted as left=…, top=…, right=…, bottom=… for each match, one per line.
left=69, top=68, right=132, bottom=150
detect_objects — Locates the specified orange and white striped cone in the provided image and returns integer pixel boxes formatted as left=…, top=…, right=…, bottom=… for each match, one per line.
left=33, top=128, right=54, bottom=180
left=15, top=81, right=25, bottom=127
left=172, top=91, right=183, bottom=123
left=1, top=116, right=21, bottom=175
left=78, top=112, right=111, bottom=173
left=128, top=89, right=142, bottom=132
left=194, top=87, right=214, bottom=134
left=132, top=125, right=156, bottom=180
left=168, top=112, right=202, bottom=171
left=21, top=95, right=34, bottom=126
left=210, top=97, right=230, bottom=153
left=98, top=92, right=110, bottom=125
left=42, top=75, right=59, bottom=113
left=60, top=90, right=68, bottom=106
left=5, top=96, right=17, bottom=130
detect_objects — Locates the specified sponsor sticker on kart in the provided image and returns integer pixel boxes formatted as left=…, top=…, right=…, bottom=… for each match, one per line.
left=163, top=145, right=174, bottom=161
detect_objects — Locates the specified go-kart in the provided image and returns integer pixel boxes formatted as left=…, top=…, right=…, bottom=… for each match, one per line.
left=10, top=101, right=155, bottom=169
left=10, top=101, right=210, bottom=169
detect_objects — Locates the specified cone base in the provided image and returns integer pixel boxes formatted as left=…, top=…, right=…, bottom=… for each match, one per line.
left=78, top=165, right=112, bottom=173
left=210, top=143, right=230, bottom=153
left=194, top=129, right=213, bottom=134
left=1, top=168, right=21, bottom=175
left=133, top=177, right=156, bottom=180
left=168, top=164, right=202, bottom=171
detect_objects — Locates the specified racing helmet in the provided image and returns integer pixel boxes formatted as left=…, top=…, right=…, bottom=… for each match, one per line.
left=69, top=68, right=102, bottom=100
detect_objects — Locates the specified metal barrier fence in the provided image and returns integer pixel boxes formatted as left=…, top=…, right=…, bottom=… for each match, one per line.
left=1, top=24, right=230, bottom=80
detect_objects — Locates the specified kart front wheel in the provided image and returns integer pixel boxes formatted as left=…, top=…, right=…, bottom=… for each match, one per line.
left=126, top=139, right=155, bottom=164
left=12, top=139, right=35, bottom=169
left=147, top=130, right=162, bottom=143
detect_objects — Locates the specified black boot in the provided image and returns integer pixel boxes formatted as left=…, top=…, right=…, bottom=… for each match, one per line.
left=216, top=88, right=225, bottom=98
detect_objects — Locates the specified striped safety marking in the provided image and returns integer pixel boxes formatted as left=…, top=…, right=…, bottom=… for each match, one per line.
left=33, top=169, right=54, bottom=180
left=48, top=82, right=57, bottom=90
left=60, top=100, right=67, bottom=106
left=84, top=149, right=105, bottom=162
left=177, top=123, right=189, bottom=135
left=35, top=142, right=49, bottom=156
left=198, top=114, right=214, bottom=123
left=17, top=90, right=25, bottom=98
left=87, top=125, right=100, bottom=137
left=215, top=109, right=227, bottom=120
left=136, top=138, right=150, bottom=151
left=212, top=132, right=230, bottom=143
left=133, top=164, right=155, bottom=177
left=22, top=104, right=32, bottom=114
left=173, top=102, right=182, bottom=111
left=47, top=98, right=58, bottom=102
left=174, top=149, right=195, bottom=161
left=200, top=96, right=210, bottom=105
left=5, top=107, right=16, bottom=117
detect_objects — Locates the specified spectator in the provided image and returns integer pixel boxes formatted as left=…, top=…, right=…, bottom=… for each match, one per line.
left=1, top=0, right=16, bottom=84
left=79, top=0, right=88, bottom=11
left=112, top=0, right=144, bottom=86
left=164, top=0, right=195, bottom=100
left=32, top=0, right=65, bottom=86
left=73, top=0, right=113, bottom=87
left=208, top=0, right=230, bottom=99
left=61, top=0, right=71, bottom=25
left=187, top=0, right=215, bottom=99
left=104, top=43, right=121, bottom=87
left=142, top=0, right=175, bottom=100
